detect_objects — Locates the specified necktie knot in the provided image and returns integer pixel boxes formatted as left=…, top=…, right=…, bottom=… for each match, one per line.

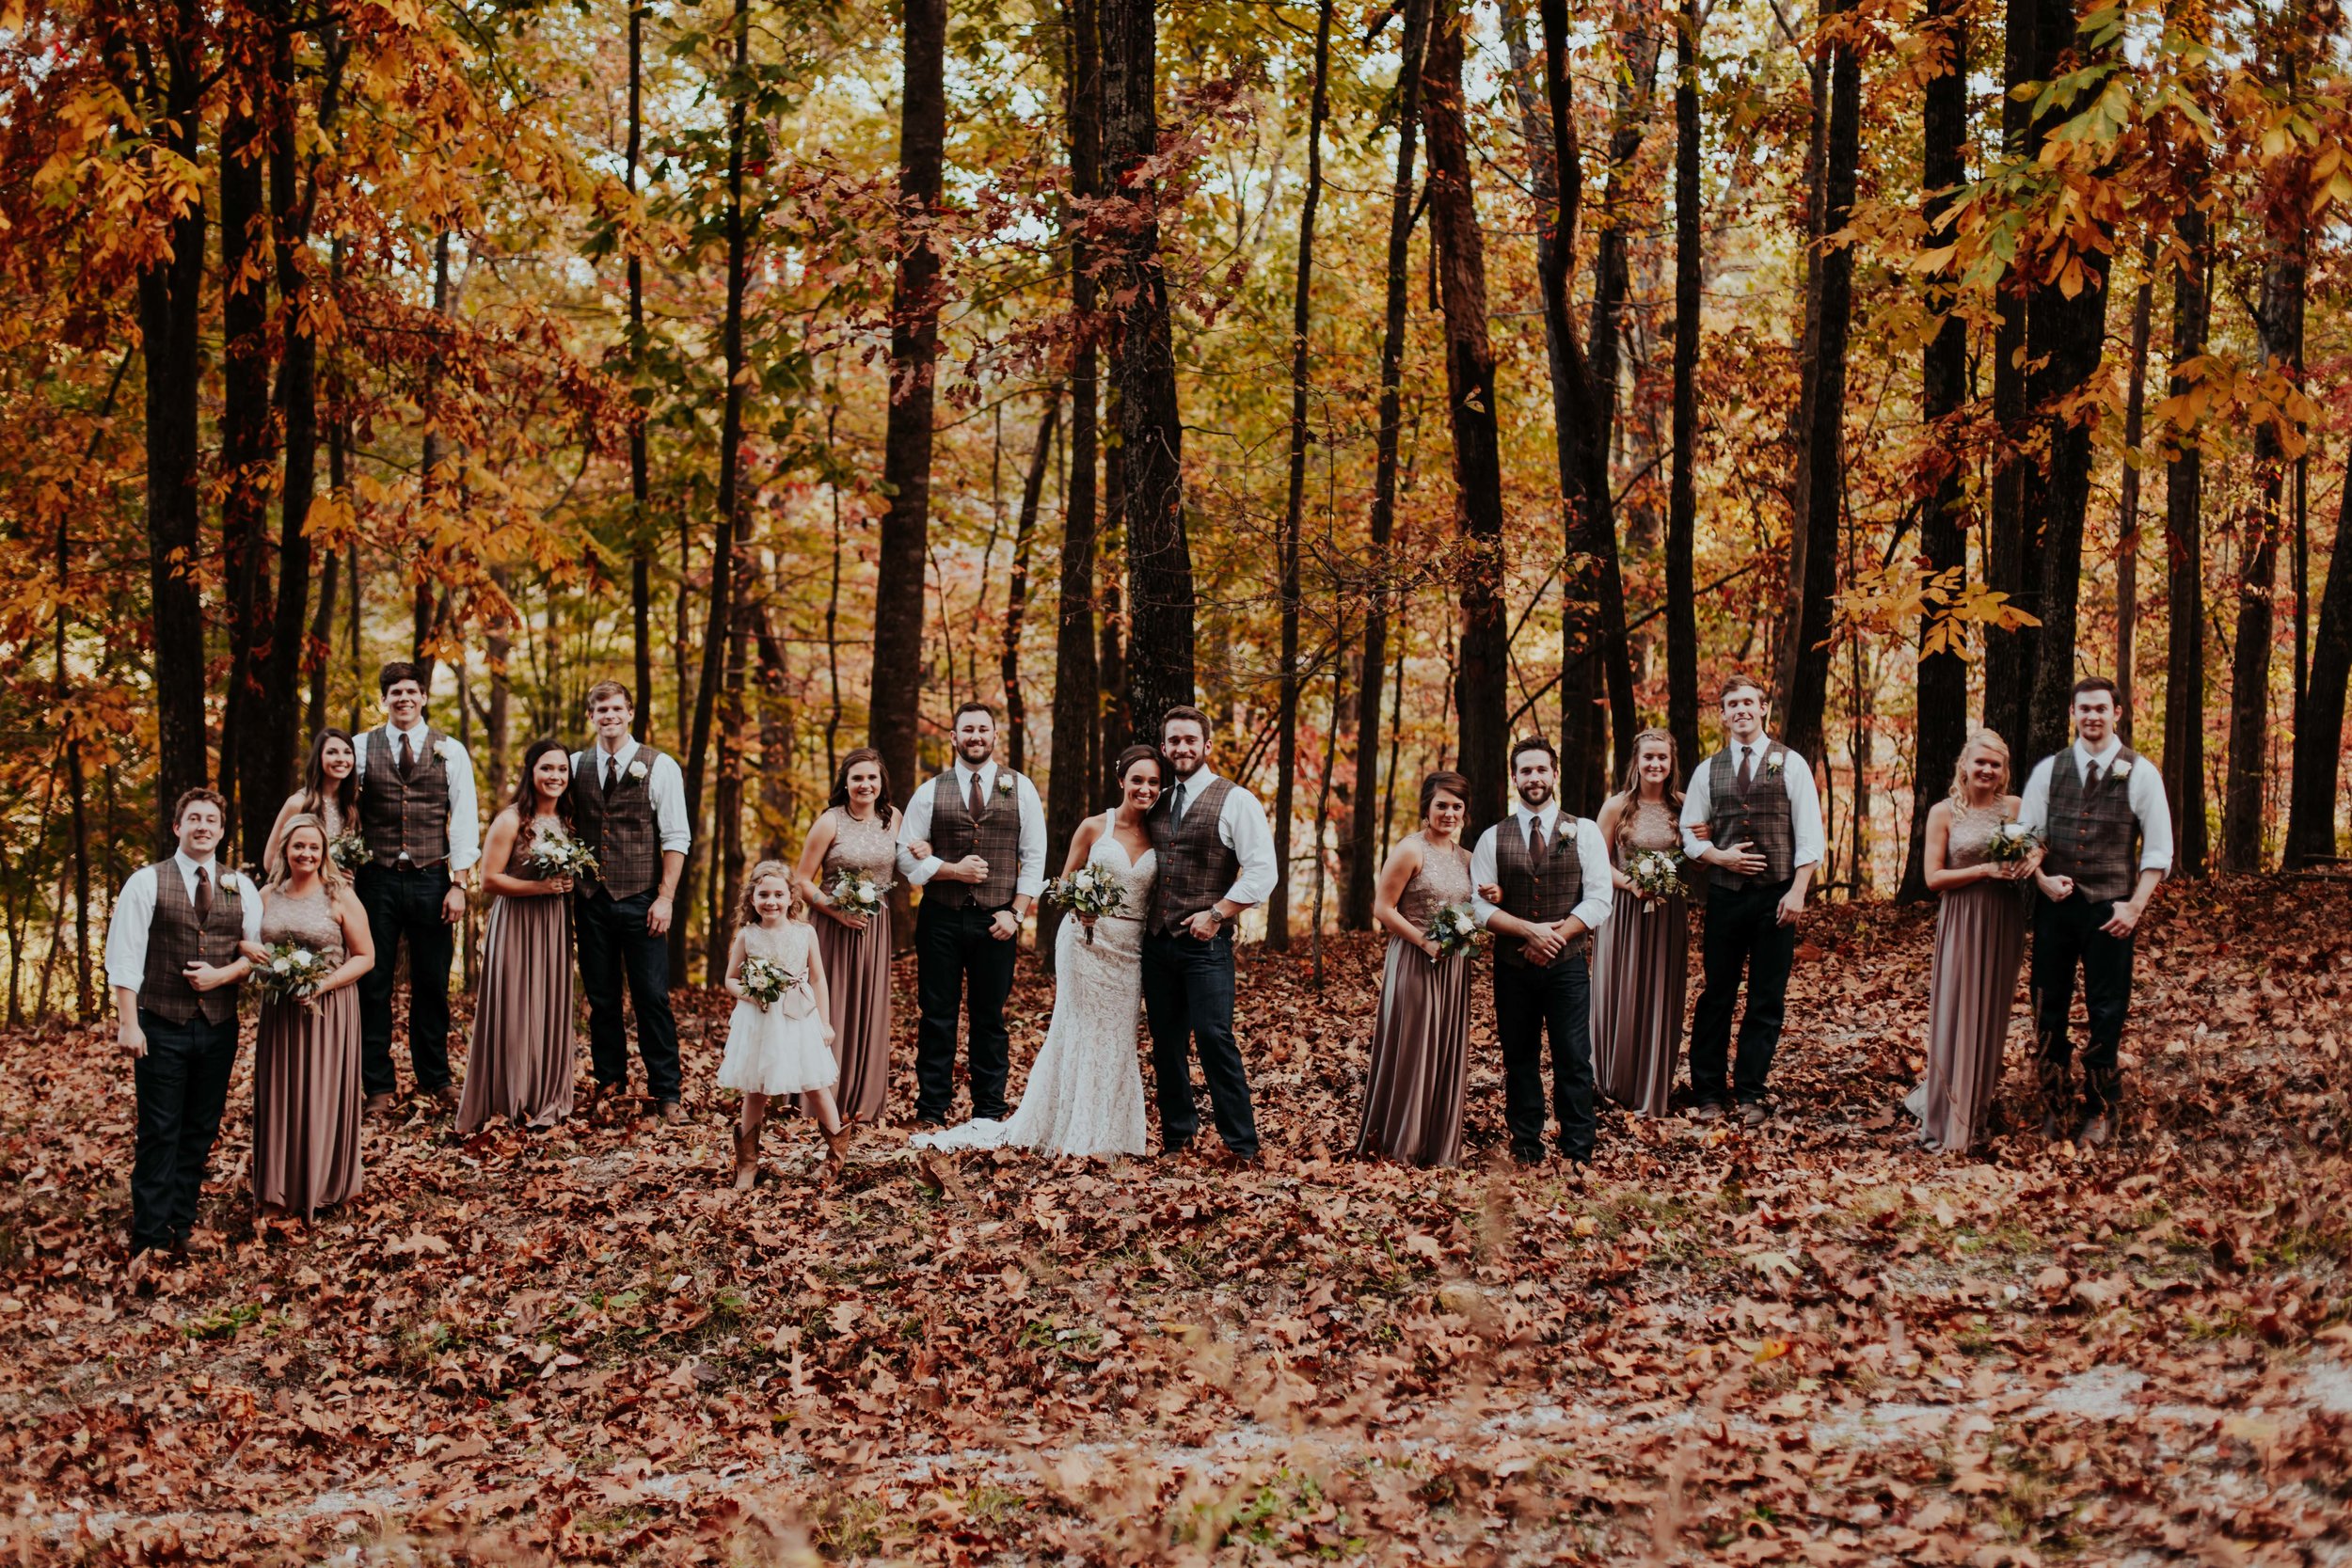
left=1527, top=817, right=1546, bottom=860
left=1171, top=781, right=1188, bottom=820
left=967, top=770, right=987, bottom=818
left=193, top=864, right=213, bottom=924
left=606, top=754, right=620, bottom=794
left=398, top=730, right=415, bottom=777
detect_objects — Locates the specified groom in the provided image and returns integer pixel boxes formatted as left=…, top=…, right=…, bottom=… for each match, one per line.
left=898, top=702, right=1047, bottom=1127
left=1141, top=705, right=1277, bottom=1164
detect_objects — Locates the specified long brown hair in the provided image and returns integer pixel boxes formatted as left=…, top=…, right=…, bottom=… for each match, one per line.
left=1608, top=729, right=1685, bottom=851
left=300, top=728, right=359, bottom=825
left=827, top=746, right=897, bottom=823
left=509, top=737, right=578, bottom=830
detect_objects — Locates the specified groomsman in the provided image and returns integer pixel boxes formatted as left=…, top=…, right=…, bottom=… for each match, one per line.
left=898, top=703, right=1047, bottom=1127
left=1680, top=674, right=1824, bottom=1124
left=1470, top=737, right=1613, bottom=1164
left=572, top=680, right=691, bottom=1120
left=352, top=661, right=481, bottom=1114
left=1142, top=705, right=1277, bottom=1162
left=2017, top=676, right=2170, bottom=1146
left=104, top=789, right=261, bottom=1269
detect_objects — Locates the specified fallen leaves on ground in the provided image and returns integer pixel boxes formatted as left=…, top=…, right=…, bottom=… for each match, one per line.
left=3, top=876, right=2348, bottom=1563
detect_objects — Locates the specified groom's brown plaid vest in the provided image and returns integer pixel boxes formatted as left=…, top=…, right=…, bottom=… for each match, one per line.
left=137, top=863, right=246, bottom=1025
left=924, top=768, right=1025, bottom=910
left=1491, top=814, right=1591, bottom=969
left=2042, top=746, right=2143, bottom=904
left=1148, top=776, right=1240, bottom=934
left=358, top=726, right=453, bottom=868
left=1705, top=742, right=1797, bottom=889
left=574, top=745, right=664, bottom=899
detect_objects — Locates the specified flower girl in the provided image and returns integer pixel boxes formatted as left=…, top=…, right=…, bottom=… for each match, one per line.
left=719, top=862, right=850, bottom=1188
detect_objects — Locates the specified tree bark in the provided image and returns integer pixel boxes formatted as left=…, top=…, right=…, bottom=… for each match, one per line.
left=628, top=0, right=655, bottom=737
left=867, top=0, right=950, bottom=800
left=2114, top=240, right=2155, bottom=740
left=1422, top=0, right=1508, bottom=832
left=219, top=81, right=275, bottom=859
left=2223, top=248, right=2303, bottom=869
left=1981, top=0, right=2037, bottom=750
left=1898, top=0, right=1970, bottom=905
left=1267, top=0, right=1334, bottom=951
left=2284, top=448, right=2352, bottom=865
left=1343, top=0, right=1430, bottom=930
left=2160, top=202, right=2210, bottom=878
left=1664, top=0, right=1703, bottom=777
left=1002, top=388, right=1060, bottom=773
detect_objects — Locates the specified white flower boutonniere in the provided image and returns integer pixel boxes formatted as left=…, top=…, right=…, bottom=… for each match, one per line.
left=2106, top=756, right=2131, bottom=782
left=217, top=872, right=242, bottom=895
left=995, top=773, right=1016, bottom=798
left=627, top=759, right=650, bottom=783
left=1764, top=754, right=1785, bottom=779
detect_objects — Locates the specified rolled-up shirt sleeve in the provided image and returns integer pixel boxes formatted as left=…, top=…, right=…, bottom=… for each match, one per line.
left=442, top=742, right=483, bottom=873
left=1015, top=774, right=1048, bottom=900
left=1679, top=761, right=1715, bottom=860
left=2015, top=756, right=2056, bottom=838
left=1469, top=827, right=1502, bottom=928
left=1785, top=752, right=1825, bottom=871
left=897, top=777, right=942, bottom=887
left=104, top=866, right=159, bottom=992
left=2127, top=757, right=2173, bottom=873
left=1570, top=817, right=1613, bottom=933
left=1218, top=787, right=1279, bottom=909
left=651, top=752, right=692, bottom=855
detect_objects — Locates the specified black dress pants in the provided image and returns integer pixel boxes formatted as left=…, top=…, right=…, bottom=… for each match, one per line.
left=1492, top=952, right=1597, bottom=1161
left=914, top=901, right=1018, bottom=1122
left=1140, top=928, right=1257, bottom=1156
left=355, top=863, right=455, bottom=1096
left=131, top=1007, right=240, bottom=1253
left=2032, top=891, right=2135, bottom=1108
left=577, top=887, right=683, bottom=1103
left=1689, top=877, right=1798, bottom=1106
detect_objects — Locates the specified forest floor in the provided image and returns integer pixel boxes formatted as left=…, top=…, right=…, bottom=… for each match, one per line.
left=3, top=877, right=2349, bottom=1566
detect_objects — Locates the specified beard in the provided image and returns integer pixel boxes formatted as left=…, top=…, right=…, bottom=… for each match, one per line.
left=957, top=738, right=993, bottom=763
left=1515, top=781, right=1553, bottom=809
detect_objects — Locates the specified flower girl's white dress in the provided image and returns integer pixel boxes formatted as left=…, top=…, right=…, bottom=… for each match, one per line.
left=717, top=921, right=838, bottom=1096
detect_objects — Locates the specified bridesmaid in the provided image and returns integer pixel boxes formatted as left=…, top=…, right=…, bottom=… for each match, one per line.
left=1591, top=729, right=1690, bottom=1117
left=458, top=739, right=580, bottom=1134
left=246, top=815, right=374, bottom=1221
left=1356, top=771, right=1476, bottom=1167
left=794, top=747, right=907, bottom=1125
left=261, top=729, right=358, bottom=879
left=1917, top=728, right=2037, bottom=1153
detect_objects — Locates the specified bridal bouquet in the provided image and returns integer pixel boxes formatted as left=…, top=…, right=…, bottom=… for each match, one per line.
left=1045, top=863, right=1126, bottom=944
left=739, top=955, right=791, bottom=1012
left=525, top=823, right=601, bottom=881
left=327, top=832, right=369, bottom=872
left=1627, top=848, right=1687, bottom=910
left=253, top=941, right=336, bottom=1006
left=1424, top=902, right=1481, bottom=960
left=1982, top=820, right=2043, bottom=865
left=827, top=868, right=886, bottom=918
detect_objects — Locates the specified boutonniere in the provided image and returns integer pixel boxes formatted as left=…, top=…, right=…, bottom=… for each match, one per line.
left=627, top=759, right=650, bottom=783
left=995, top=773, right=1015, bottom=797
left=216, top=871, right=243, bottom=895
left=2106, top=756, right=2130, bottom=781
left=1764, top=754, right=1785, bottom=779
left=432, top=737, right=459, bottom=767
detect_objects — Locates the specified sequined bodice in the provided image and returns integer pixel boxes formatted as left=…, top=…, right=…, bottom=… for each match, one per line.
left=823, top=807, right=898, bottom=881
left=1397, top=833, right=1473, bottom=926
left=1946, top=805, right=2011, bottom=870
left=260, top=884, right=344, bottom=963
left=1619, top=798, right=1682, bottom=860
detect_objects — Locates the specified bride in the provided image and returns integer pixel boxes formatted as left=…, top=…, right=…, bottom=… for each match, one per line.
left=912, top=745, right=1164, bottom=1159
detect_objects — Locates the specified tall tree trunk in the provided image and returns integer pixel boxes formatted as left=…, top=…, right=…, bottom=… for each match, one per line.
left=755, top=605, right=795, bottom=855
left=628, top=0, right=656, bottom=738
left=411, top=232, right=456, bottom=696
left=1772, top=0, right=1859, bottom=768
left=2114, top=239, right=2155, bottom=740
left=678, top=0, right=752, bottom=976
left=1099, top=398, right=1131, bottom=766
left=1422, top=0, right=1508, bottom=833
left=867, top=0, right=950, bottom=799
left=1002, top=388, right=1060, bottom=773
left=1342, top=0, right=1429, bottom=930
left=2160, top=203, right=2210, bottom=878
left=1898, top=0, right=1970, bottom=905
left=1268, top=0, right=1334, bottom=952
left=2223, top=248, right=2303, bottom=869
left=709, top=561, right=752, bottom=978
left=1664, top=0, right=1703, bottom=776
left=2284, top=448, right=2352, bottom=865
left=1981, top=0, right=2037, bottom=750
left=219, top=87, right=274, bottom=859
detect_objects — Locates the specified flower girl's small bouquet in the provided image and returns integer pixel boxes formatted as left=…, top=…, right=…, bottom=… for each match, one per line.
left=1982, top=820, right=2043, bottom=865
left=253, top=942, right=336, bottom=1006
left=1424, top=902, right=1481, bottom=960
left=327, top=832, right=369, bottom=872
left=524, top=822, right=601, bottom=881
left=739, top=955, right=791, bottom=1012
left=1627, top=847, right=1687, bottom=910
left=1045, top=863, right=1126, bottom=944
left=827, top=868, right=886, bottom=918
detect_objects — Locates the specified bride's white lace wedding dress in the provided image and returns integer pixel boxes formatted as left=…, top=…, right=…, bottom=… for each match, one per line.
left=911, top=818, right=1152, bottom=1158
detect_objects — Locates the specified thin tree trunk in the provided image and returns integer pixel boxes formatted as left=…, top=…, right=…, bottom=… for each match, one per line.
left=219, top=86, right=274, bottom=857
left=2284, top=448, right=2352, bottom=865
left=710, top=559, right=753, bottom=978
left=1422, top=0, right=1508, bottom=833
left=1099, top=402, right=1131, bottom=766
left=1898, top=0, right=1970, bottom=905
left=2161, top=202, right=2210, bottom=878
left=867, top=0, right=951, bottom=801
left=1342, top=0, right=1430, bottom=930
left=411, top=232, right=455, bottom=695
left=1310, top=630, right=1344, bottom=988
left=1002, top=387, right=1061, bottom=773
left=1664, top=0, right=1703, bottom=775
left=628, top=0, right=655, bottom=738
left=2115, top=239, right=2155, bottom=739
left=1981, top=0, right=2037, bottom=750
left=1268, top=0, right=1334, bottom=952
left=755, top=604, right=795, bottom=856
left=2223, top=247, right=2303, bottom=869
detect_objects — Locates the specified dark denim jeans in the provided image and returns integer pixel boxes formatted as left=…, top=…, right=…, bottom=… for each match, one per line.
left=130, top=1007, right=241, bottom=1252
left=576, top=887, right=681, bottom=1103
left=913, top=900, right=1018, bottom=1122
left=1140, top=928, right=1257, bottom=1156
left=1493, top=952, right=1597, bottom=1160
left=355, top=863, right=454, bottom=1096
left=1689, top=878, right=1798, bottom=1106
left=2032, top=891, right=2135, bottom=1108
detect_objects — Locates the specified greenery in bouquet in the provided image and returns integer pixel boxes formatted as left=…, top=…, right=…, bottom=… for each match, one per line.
left=828, top=868, right=886, bottom=916
left=1627, top=847, right=1687, bottom=908
left=1424, top=902, right=1481, bottom=959
left=739, top=955, right=789, bottom=1012
left=327, top=832, right=369, bottom=872
left=252, top=941, right=336, bottom=1006
left=1045, top=863, right=1126, bottom=944
left=1981, top=820, right=2044, bottom=864
left=525, top=823, right=602, bottom=881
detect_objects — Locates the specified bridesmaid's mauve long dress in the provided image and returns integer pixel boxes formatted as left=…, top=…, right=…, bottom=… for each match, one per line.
left=253, top=883, right=363, bottom=1217
left=1919, top=807, right=2026, bottom=1152
left=1590, top=798, right=1689, bottom=1117
left=1356, top=833, right=1474, bottom=1167
left=458, top=816, right=577, bottom=1134
left=807, top=806, right=896, bottom=1123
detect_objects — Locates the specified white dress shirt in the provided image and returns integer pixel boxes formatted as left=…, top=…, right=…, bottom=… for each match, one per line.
left=1469, top=802, right=1614, bottom=936
left=2015, top=737, right=2173, bottom=873
left=570, top=736, right=692, bottom=855
left=1678, top=733, right=1826, bottom=869
left=104, top=853, right=267, bottom=991
left=1162, top=768, right=1279, bottom=910
left=897, top=759, right=1049, bottom=900
left=351, top=718, right=483, bottom=872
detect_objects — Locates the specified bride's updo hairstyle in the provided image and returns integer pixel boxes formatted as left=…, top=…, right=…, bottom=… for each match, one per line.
left=1112, top=744, right=1166, bottom=800
left=1419, top=769, right=1470, bottom=819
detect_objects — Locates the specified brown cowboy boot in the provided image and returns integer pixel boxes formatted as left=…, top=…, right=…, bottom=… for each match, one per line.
left=732, top=1126, right=758, bottom=1191
left=2075, top=1069, right=2122, bottom=1148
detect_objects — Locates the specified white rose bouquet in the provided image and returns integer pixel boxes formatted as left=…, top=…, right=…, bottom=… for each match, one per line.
left=1424, top=902, right=1481, bottom=959
left=524, top=822, right=601, bottom=881
left=739, top=955, right=790, bottom=1012
left=1627, top=848, right=1687, bottom=909
left=253, top=942, right=336, bottom=1006
left=1982, top=820, right=2043, bottom=864
left=1045, top=863, right=1126, bottom=944
left=827, top=868, right=886, bottom=918
left=327, top=832, right=369, bottom=872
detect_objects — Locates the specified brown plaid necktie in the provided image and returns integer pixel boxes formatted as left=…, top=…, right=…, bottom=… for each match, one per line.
left=1736, top=745, right=1755, bottom=790
left=968, top=770, right=987, bottom=819
left=192, top=864, right=213, bottom=925
left=398, top=730, right=415, bottom=779
left=606, top=752, right=620, bottom=797
left=1527, top=816, right=1546, bottom=862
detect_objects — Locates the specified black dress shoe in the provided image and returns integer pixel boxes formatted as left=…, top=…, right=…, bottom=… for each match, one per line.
left=2074, top=1110, right=2115, bottom=1148
left=1511, top=1145, right=1546, bottom=1166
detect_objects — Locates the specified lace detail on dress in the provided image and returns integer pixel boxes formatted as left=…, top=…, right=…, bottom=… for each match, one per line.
left=1945, top=805, right=2011, bottom=869
left=1622, top=799, right=1682, bottom=856
left=1395, top=833, right=1473, bottom=927
left=261, top=884, right=344, bottom=963
left=823, top=807, right=898, bottom=883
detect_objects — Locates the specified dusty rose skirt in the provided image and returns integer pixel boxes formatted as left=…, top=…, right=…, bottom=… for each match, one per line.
left=1920, top=881, right=2026, bottom=1152
left=808, top=903, right=893, bottom=1123
left=1591, top=887, right=1688, bottom=1117
left=1356, top=937, right=1472, bottom=1167
left=253, top=986, right=363, bottom=1217
left=458, top=894, right=577, bottom=1133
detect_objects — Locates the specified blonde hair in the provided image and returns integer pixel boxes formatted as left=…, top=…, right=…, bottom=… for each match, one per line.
left=1947, top=727, right=2011, bottom=804
left=1609, top=729, right=1685, bottom=851
left=270, top=814, right=345, bottom=893
left=736, top=859, right=804, bottom=927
